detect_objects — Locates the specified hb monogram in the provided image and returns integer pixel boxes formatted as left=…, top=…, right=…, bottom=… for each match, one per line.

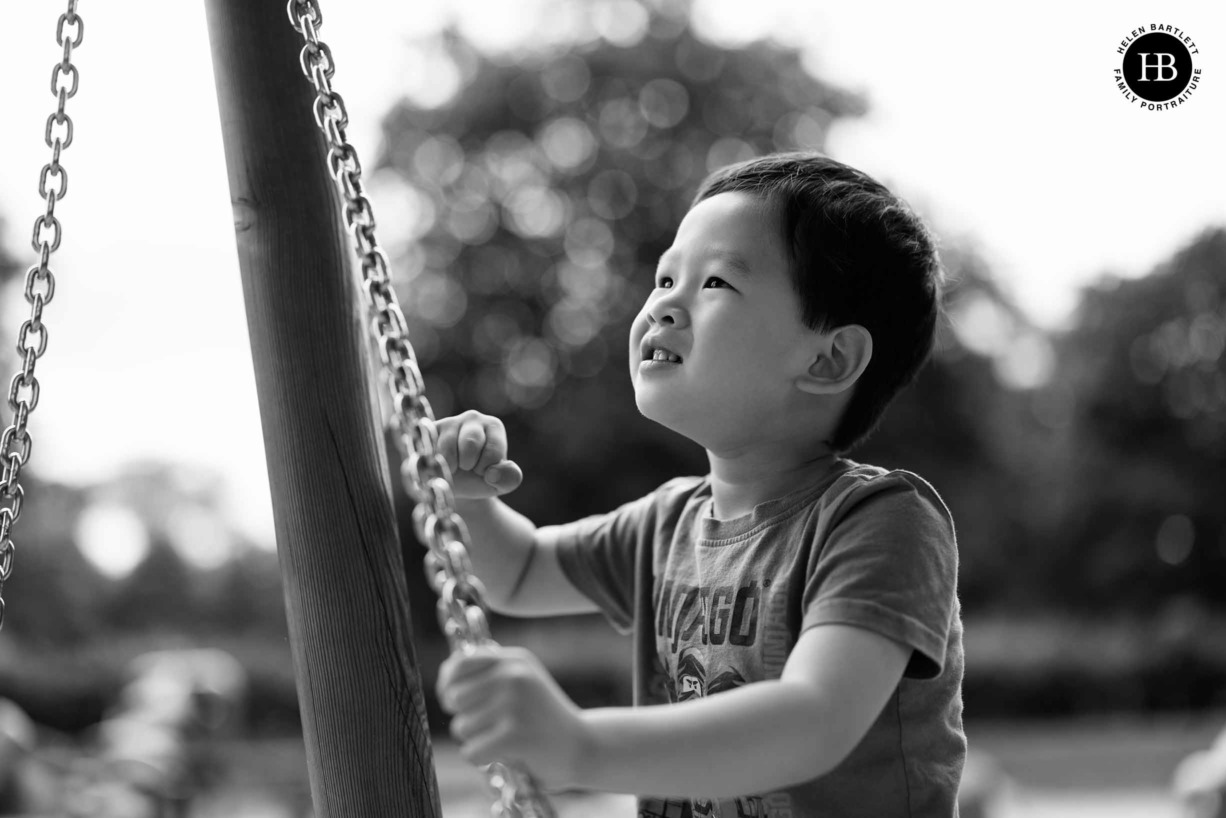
left=1137, top=53, right=1178, bottom=81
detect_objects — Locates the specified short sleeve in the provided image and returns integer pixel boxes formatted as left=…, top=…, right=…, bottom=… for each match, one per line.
left=545, top=491, right=658, bottom=635
left=802, top=472, right=958, bottom=679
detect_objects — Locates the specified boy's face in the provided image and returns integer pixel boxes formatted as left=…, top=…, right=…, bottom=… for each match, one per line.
left=629, top=191, right=821, bottom=448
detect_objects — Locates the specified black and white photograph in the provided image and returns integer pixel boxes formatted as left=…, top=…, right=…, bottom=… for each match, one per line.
left=0, top=1, right=1223, bottom=816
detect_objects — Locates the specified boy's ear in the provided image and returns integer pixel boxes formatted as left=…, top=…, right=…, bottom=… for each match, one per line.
left=796, top=325, right=873, bottom=395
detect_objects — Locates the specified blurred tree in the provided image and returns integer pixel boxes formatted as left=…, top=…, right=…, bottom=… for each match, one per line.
left=0, top=217, right=77, bottom=638
left=201, top=547, right=288, bottom=635
left=0, top=482, right=107, bottom=646
left=101, top=537, right=198, bottom=633
left=0, top=216, right=31, bottom=391
left=1026, top=228, right=1226, bottom=611
left=0, top=218, right=20, bottom=285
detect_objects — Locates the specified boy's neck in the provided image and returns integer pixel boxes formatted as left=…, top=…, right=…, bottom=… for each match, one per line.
left=705, top=442, right=838, bottom=521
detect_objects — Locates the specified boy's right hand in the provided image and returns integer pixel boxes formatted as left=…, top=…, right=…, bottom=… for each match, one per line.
left=436, top=410, right=524, bottom=500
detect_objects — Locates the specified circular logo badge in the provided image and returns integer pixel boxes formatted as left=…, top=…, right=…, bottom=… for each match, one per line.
left=1123, top=33, right=1192, bottom=100
left=1114, top=25, right=1202, bottom=110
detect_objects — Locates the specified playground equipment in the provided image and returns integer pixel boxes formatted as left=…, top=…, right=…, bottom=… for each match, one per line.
left=5, top=2, right=556, bottom=815
left=0, top=1, right=82, bottom=631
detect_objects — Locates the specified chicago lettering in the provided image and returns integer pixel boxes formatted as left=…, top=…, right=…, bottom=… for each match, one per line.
left=655, top=579, right=763, bottom=650
left=761, top=591, right=793, bottom=677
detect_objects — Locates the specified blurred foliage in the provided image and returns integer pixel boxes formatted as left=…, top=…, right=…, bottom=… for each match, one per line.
left=964, top=611, right=1226, bottom=714
left=0, top=215, right=23, bottom=417
left=1015, top=229, right=1226, bottom=612
left=0, top=220, right=18, bottom=282
left=0, top=473, right=300, bottom=734
left=0, top=467, right=288, bottom=651
left=861, top=230, right=1226, bottom=614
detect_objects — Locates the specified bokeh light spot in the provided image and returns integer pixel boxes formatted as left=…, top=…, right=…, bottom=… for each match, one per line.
left=75, top=503, right=151, bottom=579
left=591, top=0, right=650, bottom=47
left=413, top=136, right=466, bottom=187
left=598, top=98, right=649, bottom=150
left=411, top=271, right=468, bottom=328
left=447, top=191, right=498, bottom=245
left=504, top=186, right=568, bottom=238
left=483, top=130, right=547, bottom=193
left=564, top=218, right=615, bottom=267
left=639, top=78, right=690, bottom=129
left=540, top=55, right=592, bottom=103
left=548, top=302, right=599, bottom=348
left=705, top=137, right=756, bottom=172
left=401, top=43, right=464, bottom=109
left=1155, top=515, right=1195, bottom=566
left=538, top=117, right=598, bottom=173
left=368, top=170, right=437, bottom=248
left=995, top=335, right=1054, bottom=390
left=507, top=338, right=557, bottom=389
left=587, top=169, right=639, bottom=220
left=772, top=110, right=827, bottom=150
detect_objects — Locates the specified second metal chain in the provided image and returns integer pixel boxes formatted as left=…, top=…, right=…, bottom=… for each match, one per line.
left=0, top=0, right=84, bottom=630
left=284, top=3, right=555, bottom=815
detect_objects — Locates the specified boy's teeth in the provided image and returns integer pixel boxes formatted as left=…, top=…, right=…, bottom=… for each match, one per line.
left=651, top=349, right=680, bottom=362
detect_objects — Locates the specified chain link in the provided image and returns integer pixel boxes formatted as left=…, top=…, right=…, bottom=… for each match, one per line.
left=284, top=3, right=556, bottom=815
left=0, top=0, right=83, bottom=630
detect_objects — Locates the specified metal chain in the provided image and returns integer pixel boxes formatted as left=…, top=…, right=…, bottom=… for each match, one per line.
left=0, top=0, right=83, bottom=630
left=285, top=3, right=556, bottom=815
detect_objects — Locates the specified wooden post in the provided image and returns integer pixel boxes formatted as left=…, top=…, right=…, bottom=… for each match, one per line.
left=203, top=2, right=442, bottom=815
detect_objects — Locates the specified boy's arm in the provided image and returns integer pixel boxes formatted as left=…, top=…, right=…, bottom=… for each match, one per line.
left=455, top=497, right=598, bottom=618
left=433, top=410, right=597, bottom=618
left=577, top=623, right=909, bottom=797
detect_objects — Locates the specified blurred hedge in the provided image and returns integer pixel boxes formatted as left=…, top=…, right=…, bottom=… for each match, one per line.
left=4, top=611, right=1226, bottom=742
left=963, top=610, right=1226, bottom=716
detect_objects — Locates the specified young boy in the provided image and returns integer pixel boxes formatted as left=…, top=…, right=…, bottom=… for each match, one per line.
left=435, top=152, right=965, bottom=817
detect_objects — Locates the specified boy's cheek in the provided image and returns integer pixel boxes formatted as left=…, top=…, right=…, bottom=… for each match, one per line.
left=626, top=326, right=648, bottom=372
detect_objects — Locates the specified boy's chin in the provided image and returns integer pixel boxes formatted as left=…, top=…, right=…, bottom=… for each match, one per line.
left=635, top=393, right=702, bottom=440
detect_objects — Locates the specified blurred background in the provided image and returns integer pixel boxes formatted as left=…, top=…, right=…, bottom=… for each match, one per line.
left=1, top=0, right=1225, bottom=815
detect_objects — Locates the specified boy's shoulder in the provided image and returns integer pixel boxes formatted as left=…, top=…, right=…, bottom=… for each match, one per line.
left=819, top=460, right=956, bottom=542
left=638, top=460, right=950, bottom=522
left=633, top=474, right=709, bottom=518
left=651, top=474, right=709, bottom=500
left=825, top=459, right=947, bottom=503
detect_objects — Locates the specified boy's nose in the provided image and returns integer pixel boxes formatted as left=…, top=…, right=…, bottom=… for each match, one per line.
left=648, top=297, right=687, bottom=327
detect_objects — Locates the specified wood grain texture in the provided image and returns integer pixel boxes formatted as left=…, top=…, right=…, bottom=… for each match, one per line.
left=203, top=1, right=442, bottom=815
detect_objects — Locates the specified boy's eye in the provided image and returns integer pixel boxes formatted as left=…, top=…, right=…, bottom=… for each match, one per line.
left=656, top=276, right=674, bottom=289
left=703, top=277, right=729, bottom=289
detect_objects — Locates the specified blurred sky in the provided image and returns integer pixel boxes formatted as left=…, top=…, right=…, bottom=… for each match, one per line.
left=0, top=0, right=1223, bottom=559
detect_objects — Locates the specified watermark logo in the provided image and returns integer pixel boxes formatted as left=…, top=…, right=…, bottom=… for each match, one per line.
left=1114, top=24, right=1201, bottom=110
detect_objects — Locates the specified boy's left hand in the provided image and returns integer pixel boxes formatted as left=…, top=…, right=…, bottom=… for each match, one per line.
left=436, top=644, right=589, bottom=791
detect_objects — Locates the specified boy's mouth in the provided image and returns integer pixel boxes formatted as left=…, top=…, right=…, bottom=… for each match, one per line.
left=648, top=348, right=682, bottom=363
left=640, top=334, right=685, bottom=364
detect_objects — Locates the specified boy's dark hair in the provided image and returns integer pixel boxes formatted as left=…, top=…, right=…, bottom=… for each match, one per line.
left=693, top=152, right=944, bottom=453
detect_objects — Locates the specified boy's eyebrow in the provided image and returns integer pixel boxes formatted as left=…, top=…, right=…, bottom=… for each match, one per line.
left=709, top=249, right=753, bottom=276
left=655, top=249, right=753, bottom=276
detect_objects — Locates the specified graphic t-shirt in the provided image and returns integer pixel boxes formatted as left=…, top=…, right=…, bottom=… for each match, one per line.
left=548, top=459, right=966, bottom=817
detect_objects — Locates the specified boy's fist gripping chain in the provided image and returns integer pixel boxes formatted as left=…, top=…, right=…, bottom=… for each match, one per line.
left=436, top=410, right=525, bottom=500
left=437, top=645, right=590, bottom=792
